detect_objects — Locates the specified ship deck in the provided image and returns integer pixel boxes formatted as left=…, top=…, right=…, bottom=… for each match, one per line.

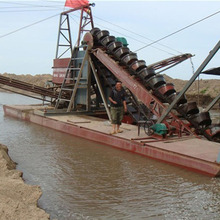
left=3, top=104, right=220, bottom=177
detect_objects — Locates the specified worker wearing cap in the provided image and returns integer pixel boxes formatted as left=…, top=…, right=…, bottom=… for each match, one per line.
left=109, top=81, right=127, bottom=134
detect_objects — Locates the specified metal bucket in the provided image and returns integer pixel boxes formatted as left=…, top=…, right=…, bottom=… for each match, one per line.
left=96, top=30, right=109, bottom=41
left=145, top=74, right=166, bottom=90
left=137, top=68, right=155, bottom=81
left=129, top=60, right=146, bottom=74
left=190, top=112, right=212, bottom=127
left=101, top=36, right=115, bottom=47
left=157, top=83, right=176, bottom=97
left=120, top=53, right=138, bottom=66
left=113, top=47, right=130, bottom=60
left=107, top=41, right=123, bottom=53
left=90, top=27, right=101, bottom=41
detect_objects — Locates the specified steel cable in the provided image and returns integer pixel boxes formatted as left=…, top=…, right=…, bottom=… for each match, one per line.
left=135, top=10, right=220, bottom=52
left=0, top=13, right=60, bottom=39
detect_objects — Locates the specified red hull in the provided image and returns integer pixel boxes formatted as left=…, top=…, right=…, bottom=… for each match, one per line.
left=3, top=105, right=220, bottom=177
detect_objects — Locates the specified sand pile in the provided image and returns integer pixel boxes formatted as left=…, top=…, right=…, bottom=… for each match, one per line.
left=164, top=75, right=220, bottom=99
left=0, top=144, right=50, bottom=220
left=1, top=73, right=52, bottom=87
left=0, top=73, right=219, bottom=107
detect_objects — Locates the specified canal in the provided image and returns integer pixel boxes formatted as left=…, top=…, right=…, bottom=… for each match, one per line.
left=1, top=92, right=220, bottom=220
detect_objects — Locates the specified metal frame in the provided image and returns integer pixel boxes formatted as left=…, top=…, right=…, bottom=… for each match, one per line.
left=77, top=7, right=94, bottom=46
left=89, top=56, right=111, bottom=121
left=67, top=48, right=89, bottom=112
left=92, top=48, right=195, bottom=136
left=0, top=86, right=52, bottom=103
left=205, top=93, right=220, bottom=112
left=148, top=53, right=193, bottom=74
left=157, top=40, right=220, bottom=123
left=55, top=46, right=111, bottom=118
left=56, top=13, right=72, bottom=59
left=0, top=75, right=60, bottom=102
left=56, top=5, right=94, bottom=59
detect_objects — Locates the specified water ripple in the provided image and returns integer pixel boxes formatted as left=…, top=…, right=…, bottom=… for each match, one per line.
left=1, top=93, right=220, bottom=220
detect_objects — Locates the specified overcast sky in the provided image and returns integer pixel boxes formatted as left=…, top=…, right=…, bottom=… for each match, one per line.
left=0, top=0, right=220, bottom=80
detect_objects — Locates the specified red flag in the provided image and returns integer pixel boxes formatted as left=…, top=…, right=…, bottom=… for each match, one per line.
left=65, top=0, right=89, bottom=8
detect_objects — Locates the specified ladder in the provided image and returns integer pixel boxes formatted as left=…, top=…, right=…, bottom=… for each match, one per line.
left=55, top=45, right=89, bottom=112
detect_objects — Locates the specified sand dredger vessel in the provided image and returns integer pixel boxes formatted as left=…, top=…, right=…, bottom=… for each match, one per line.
left=1, top=4, right=220, bottom=176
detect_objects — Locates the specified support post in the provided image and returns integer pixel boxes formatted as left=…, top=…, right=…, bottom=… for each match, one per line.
left=67, top=48, right=89, bottom=112
left=205, top=93, right=220, bottom=112
left=89, top=56, right=112, bottom=121
left=157, top=40, right=220, bottom=123
left=77, top=8, right=84, bottom=47
left=55, top=14, right=62, bottom=58
left=86, top=60, right=91, bottom=112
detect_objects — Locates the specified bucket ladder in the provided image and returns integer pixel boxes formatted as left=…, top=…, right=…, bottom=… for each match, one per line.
left=92, top=48, right=196, bottom=137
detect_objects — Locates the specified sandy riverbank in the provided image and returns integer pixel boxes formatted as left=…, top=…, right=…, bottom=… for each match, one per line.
left=0, top=144, right=50, bottom=220
left=1, top=73, right=219, bottom=108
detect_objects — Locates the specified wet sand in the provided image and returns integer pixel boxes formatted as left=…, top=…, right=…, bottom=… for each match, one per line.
left=0, top=144, right=50, bottom=220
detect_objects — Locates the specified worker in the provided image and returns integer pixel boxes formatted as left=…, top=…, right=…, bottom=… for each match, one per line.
left=109, top=81, right=127, bottom=134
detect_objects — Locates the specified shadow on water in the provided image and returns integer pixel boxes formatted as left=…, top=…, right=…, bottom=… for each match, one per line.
left=1, top=92, right=220, bottom=220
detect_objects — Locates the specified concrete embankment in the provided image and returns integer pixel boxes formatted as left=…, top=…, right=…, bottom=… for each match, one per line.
left=0, top=144, right=50, bottom=220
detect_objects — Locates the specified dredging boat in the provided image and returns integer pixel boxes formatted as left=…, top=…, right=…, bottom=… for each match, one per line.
left=1, top=3, right=220, bottom=176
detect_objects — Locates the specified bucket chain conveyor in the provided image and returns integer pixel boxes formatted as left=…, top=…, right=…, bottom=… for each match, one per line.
left=88, top=28, right=220, bottom=142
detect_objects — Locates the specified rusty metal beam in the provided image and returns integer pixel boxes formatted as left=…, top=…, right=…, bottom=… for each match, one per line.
left=0, top=86, right=52, bottom=103
left=0, top=75, right=63, bottom=100
left=61, top=5, right=90, bottom=15
left=148, top=53, right=193, bottom=73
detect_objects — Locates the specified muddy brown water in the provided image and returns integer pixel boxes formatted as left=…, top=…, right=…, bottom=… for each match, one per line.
left=1, top=92, right=220, bottom=220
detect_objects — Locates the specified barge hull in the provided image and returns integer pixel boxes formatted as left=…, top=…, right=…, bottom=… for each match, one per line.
left=3, top=105, right=220, bottom=177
